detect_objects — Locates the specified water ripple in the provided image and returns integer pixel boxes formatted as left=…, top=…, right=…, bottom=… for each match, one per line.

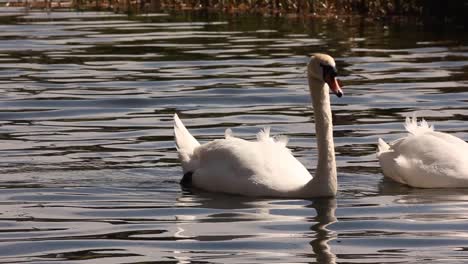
left=0, top=9, right=467, bottom=263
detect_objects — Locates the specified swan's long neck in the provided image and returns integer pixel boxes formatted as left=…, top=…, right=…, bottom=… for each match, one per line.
left=305, top=78, right=337, bottom=197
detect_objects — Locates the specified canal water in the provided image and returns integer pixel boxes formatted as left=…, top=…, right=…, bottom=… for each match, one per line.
left=0, top=9, right=467, bottom=263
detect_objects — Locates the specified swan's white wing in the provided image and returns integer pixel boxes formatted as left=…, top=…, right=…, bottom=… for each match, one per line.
left=190, top=137, right=312, bottom=197
left=404, top=115, right=434, bottom=136
left=256, top=127, right=289, bottom=146
left=379, top=131, right=468, bottom=188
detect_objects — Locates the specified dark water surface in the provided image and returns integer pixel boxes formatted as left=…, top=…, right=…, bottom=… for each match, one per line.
left=0, top=9, right=468, bottom=263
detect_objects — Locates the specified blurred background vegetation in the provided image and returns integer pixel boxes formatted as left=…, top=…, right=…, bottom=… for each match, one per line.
left=5, top=0, right=467, bottom=25
left=86, top=0, right=467, bottom=25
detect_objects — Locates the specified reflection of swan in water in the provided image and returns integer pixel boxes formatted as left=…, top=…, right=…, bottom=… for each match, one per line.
left=173, top=193, right=337, bottom=263
left=309, top=198, right=337, bottom=264
left=378, top=177, right=468, bottom=198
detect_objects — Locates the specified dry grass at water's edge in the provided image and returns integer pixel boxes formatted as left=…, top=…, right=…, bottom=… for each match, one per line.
left=2, top=0, right=467, bottom=25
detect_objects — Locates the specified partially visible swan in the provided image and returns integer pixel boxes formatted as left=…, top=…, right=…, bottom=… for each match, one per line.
left=174, top=54, right=343, bottom=198
left=377, top=116, right=468, bottom=188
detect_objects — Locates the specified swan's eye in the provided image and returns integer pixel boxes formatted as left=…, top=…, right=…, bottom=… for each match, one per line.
left=320, top=63, right=337, bottom=79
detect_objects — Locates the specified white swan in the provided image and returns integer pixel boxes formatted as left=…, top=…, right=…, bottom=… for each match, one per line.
left=377, top=116, right=468, bottom=188
left=174, top=54, right=343, bottom=197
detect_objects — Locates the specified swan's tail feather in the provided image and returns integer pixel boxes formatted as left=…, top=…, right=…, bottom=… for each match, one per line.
left=256, top=127, right=271, bottom=141
left=256, top=127, right=289, bottom=147
left=404, top=114, right=434, bottom=136
left=225, top=128, right=234, bottom=139
left=174, top=113, right=200, bottom=173
left=377, top=138, right=390, bottom=157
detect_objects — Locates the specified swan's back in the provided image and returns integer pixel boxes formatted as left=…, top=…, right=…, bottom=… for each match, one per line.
left=378, top=117, right=468, bottom=188
left=191, top=134, right=312, bottom=197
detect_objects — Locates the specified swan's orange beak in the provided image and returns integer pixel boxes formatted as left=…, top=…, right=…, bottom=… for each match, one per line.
left=325, top=75, right=343, bottom=98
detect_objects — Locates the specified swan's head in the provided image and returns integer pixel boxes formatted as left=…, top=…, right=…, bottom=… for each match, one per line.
left=307, top=54, right=343, bottom=97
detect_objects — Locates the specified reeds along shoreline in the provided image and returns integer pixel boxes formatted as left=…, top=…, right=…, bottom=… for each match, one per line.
left=5, top=0, right=467, bottom=25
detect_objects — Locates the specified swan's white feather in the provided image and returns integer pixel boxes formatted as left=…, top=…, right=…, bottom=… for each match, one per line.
left=190, top=136, right=311, bottom=197
left=256, top=127, right=273, bottom=142
left=175, top=119, right=310, bottom=196
left=377, top=138, right=390, bottom=154
left=378, top=116, right=468, bottom=188
left=224, top=128, right=233, bottom=139
left=174, top=113, right=200, bottom=173
left=404, top=115, right=434, bottom=136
